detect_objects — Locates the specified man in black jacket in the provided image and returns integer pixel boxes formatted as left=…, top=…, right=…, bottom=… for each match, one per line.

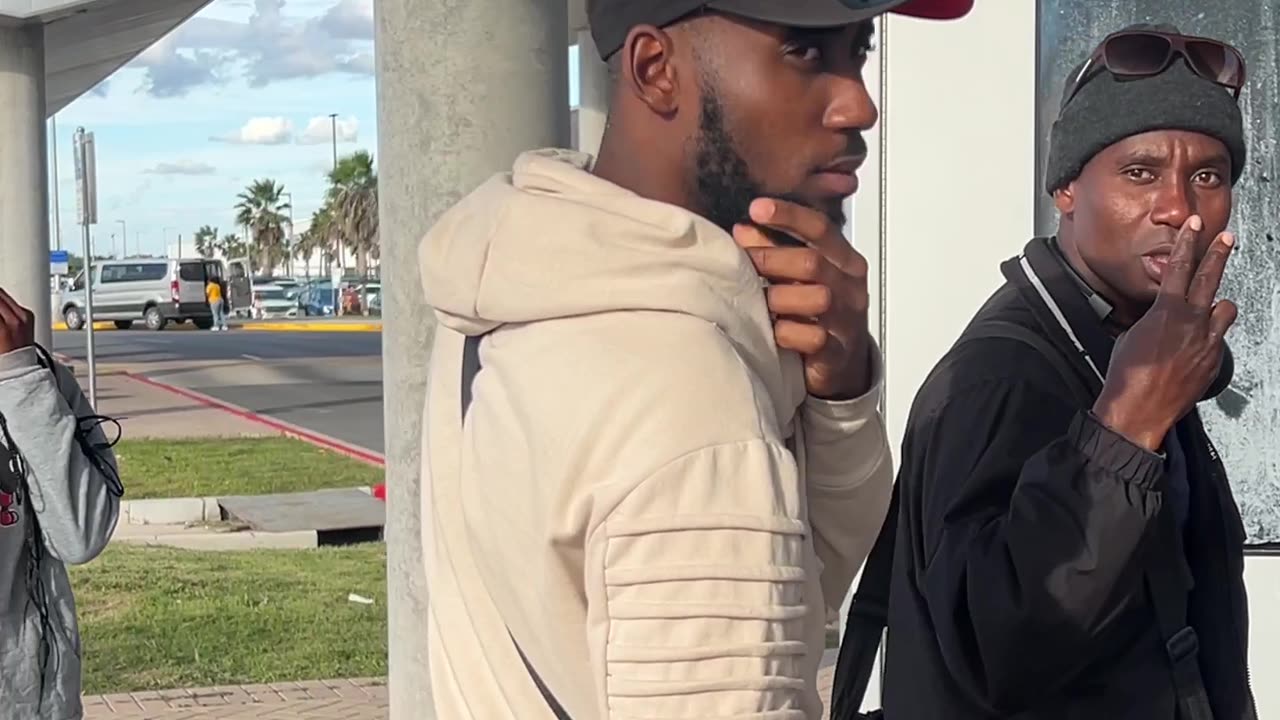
left=880, top=25, right=1256, bottom=719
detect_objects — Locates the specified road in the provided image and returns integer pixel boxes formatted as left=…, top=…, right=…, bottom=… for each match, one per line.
left=53, top=330, right=387, bottom=453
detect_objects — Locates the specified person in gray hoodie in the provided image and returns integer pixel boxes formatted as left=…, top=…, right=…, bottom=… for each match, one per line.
left=0, top=288, right=122, bottom=719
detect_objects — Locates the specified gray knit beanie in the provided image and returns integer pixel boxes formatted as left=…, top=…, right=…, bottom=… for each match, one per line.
left=1044, top=23, right=1247, bottom=195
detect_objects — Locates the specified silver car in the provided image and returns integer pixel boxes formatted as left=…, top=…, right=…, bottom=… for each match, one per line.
left=60, top=258, right=221, bottom=331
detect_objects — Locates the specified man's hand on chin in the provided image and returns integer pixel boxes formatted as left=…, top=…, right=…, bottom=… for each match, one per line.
left=733, top=198, right=873, bottom=400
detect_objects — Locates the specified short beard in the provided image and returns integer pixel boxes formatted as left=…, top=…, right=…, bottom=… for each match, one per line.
left=691, top=87, right=846, bottom=237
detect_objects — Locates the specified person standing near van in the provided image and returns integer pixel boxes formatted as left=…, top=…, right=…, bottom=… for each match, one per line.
left=0, top=287, right=122, bottom=719
left=206, top=276, right=227, bottom=331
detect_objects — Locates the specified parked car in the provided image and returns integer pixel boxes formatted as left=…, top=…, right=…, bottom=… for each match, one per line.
left=274, top=277, right=302, bottom=301
left=296, top=281, right=336, bottom=316
left=60, top=258, right=220, bottom=331
left=251, top=284, right=299, bottom=319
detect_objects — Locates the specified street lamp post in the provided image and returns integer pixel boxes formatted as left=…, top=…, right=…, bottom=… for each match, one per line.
left=50, top=114, right=61, bottom=252
left=115, top=219, right=126, bottom=258
left=329, top=113, right=338, bottom=170
left=328, top=112, right=345, bottom=314
left=283, top=192, right=295, bottom=277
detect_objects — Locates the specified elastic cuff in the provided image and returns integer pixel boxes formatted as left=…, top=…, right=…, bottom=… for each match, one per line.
left=1068, top=411, right=1164, bottom=489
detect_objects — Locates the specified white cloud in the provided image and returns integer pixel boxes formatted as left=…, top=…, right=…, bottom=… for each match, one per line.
left=146, top=160, right=218, bottom=175
left=297, top=115, right=358, bottom=145
left=317, top=0, right=372, bottom=40
left=132, top=33, right=229, bottom=98
left=211, top=116, right=294, bottom=144
left=132, top=0, right=374, bottom=97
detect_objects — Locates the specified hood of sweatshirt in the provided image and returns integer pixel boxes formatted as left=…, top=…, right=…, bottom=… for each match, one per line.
left=419, top=148, right=805, bottom=429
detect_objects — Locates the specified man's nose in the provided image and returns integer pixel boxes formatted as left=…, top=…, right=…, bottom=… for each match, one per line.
left=824, top=78, right=879, bottom=133
left=1150, top=176, right=1195, bottom=229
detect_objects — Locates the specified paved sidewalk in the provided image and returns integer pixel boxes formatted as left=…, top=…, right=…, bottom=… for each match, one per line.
left=82, top=665, right=838, bottom=719
left=75, top=368, right=271, bottom=440
left=83, top=678, right=388, bottom=719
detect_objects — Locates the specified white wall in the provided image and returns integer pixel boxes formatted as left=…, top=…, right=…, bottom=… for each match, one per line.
left=1247, top=556, right=1279, bottom=713
left=848, top=2, right=1037, bottom=707
left=859, top=0, right=1037, bottom=449
left=847, top=1, right=1277, bottom=714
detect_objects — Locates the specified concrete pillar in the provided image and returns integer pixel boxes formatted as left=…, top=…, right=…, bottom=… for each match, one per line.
left=373, top=0, right=568, bottom=717
left=575, top=28, right=609, bottom=157
left=0, top=24, right=51, bottom=348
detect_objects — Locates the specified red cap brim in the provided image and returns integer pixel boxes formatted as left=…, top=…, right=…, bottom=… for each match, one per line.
left=891, top=0, right=974, bottom=20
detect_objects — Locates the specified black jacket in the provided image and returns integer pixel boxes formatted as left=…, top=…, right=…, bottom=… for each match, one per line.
left=881, top=237, right=1256, bottom=719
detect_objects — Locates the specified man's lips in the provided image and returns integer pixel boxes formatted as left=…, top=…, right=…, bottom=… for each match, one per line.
left=820, top=155, right=867, bottom=175
left=1141, top=246, right=1173, bottom=282
left=810, top=155, right=867, bottom=197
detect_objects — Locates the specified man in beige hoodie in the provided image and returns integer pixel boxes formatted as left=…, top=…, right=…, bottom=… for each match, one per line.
left=420, top=1, right=972, bottom=718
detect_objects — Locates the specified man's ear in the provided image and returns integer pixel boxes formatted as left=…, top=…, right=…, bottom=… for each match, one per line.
left=1053, top=182, right=1076, bottom=215
left=621, top=25, right=681, bottom=114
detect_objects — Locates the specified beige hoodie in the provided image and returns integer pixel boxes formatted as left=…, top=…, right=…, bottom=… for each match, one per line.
left=420, top=149, right=892, bottom=720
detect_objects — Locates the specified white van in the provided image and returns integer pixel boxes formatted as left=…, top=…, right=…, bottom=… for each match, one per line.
left=60, top=258, right=224, bottom=331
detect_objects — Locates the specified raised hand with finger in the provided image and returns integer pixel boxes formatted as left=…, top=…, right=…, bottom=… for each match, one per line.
left=0, top=289, right=35, bottom=356
left=1094, top=214, right=1238, bottom=451
left=732, top=198, right=872, bottom=400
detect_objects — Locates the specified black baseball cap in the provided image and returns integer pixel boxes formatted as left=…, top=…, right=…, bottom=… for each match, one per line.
left=588, top=0, right=975, bottom=60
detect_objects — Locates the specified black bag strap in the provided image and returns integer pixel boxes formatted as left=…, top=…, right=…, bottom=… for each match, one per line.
left=1148, top=501, right=1215, bottom=720
left=461, top=333, right=572, bottom=720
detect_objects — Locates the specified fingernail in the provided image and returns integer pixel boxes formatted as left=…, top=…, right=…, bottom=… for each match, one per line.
left=1223, top=232, right=1236, bottom=247
left=752, top=199, right=774, bottom=220
left=1189, top=215, right=1203, bottom=231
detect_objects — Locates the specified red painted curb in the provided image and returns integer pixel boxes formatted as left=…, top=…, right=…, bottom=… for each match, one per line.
left=121, top=371, right=387, bottom=469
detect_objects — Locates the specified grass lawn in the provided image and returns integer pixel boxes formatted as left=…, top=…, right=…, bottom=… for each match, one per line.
left=114, top=437, right=384, bottom=499
left=72, top=542, right=387, bottom=694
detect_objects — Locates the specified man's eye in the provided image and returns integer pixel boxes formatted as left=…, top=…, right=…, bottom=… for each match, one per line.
left=1195, top=170, right=1224, bottom=187
left=1124, top=168, right=1155, bottom=181
left=786, top=44, right=823, bottom=63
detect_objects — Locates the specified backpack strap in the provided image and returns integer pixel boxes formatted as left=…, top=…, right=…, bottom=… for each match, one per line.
left=460, top=332, right=572, bottom=720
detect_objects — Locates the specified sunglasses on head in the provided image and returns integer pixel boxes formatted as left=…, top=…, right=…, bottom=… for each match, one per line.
left=1062, top=29, right=1246, bottom=108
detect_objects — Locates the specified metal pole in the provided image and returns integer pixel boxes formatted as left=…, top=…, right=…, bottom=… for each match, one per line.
left=51, top=114, right=61, bottom=251
left=329, top=112, right=344, bottom=309
left=283, top=192, right=295, bottom=276
left=75, top=127, right=97, bottom=407
left=50, top=115, right=63, bottom=293
left=329, top=113, right=338, bottom=169
left=82, top=220, right=96, bottom=407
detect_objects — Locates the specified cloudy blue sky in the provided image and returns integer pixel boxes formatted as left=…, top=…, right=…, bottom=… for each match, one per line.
left=51, top=0, right=582, bottom=258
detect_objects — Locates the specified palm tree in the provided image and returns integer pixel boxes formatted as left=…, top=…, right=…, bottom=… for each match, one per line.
left=216, top=233, right=249, bottom=262
left=294, top=208, right=336, bottom=279
left=193, top=225, right=218, bottom=258
left=234, top=179, right=291, bottom=276
left=326, top=151, right=378, bottom=313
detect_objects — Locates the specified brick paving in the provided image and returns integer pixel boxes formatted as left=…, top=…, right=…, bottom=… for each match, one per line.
left=83, top=678, right=388, bottom=720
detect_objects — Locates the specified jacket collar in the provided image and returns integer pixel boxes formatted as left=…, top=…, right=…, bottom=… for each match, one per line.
left=1013, top=236, right=1120, bottom=379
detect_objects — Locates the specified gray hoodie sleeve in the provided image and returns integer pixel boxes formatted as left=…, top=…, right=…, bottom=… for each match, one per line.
left=0, top=347, right=120, bottom=564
